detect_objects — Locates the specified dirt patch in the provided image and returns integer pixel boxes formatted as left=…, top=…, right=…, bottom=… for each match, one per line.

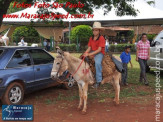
left=0, top=85, right=162, bottom=122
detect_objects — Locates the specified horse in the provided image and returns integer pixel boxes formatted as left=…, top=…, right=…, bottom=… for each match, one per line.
left=0, top=28, right=10, bottom=46
left=51, top=49, right=121, bottom=114
left=0, top=35, right=9, bottom=46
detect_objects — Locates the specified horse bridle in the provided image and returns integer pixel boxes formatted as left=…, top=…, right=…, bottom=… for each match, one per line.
left=53, top=54, right=69, bottom=79
left=53, top=51, right=87, bottom=80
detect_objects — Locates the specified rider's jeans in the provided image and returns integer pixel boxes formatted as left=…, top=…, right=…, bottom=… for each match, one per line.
left=94, top=52, right=104, bottom=83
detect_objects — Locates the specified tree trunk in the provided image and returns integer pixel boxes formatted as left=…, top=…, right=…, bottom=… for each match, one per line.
left=0, top=0, right=12, bottom=27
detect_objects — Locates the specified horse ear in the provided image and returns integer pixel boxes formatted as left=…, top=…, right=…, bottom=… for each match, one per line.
left=56, top=46, right=64, bottom=56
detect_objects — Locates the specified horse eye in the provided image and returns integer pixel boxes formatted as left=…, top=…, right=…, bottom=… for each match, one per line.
left=57, top=62, right=60, bottom=65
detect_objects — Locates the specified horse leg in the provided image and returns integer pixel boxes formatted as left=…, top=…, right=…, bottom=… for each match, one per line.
left=77, top=83, right=83, bottom=111
left=113, top=77, right=120, bottom=105
left=4, top=40, right=7, bottom=46
left=82, top=82, right=88, bottom=114
left=6, top=39, right=9, bottom=46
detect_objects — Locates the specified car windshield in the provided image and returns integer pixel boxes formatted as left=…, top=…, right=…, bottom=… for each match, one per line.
left=0, top=50, right=3, bottom=57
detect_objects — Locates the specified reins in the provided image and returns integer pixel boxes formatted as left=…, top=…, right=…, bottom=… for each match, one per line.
left=65, top=55, right=86, bottom=79
left=55, top=54, right=87, bottom=84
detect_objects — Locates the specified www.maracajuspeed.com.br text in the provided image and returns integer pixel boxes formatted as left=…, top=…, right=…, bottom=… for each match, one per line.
left=3, top=12, right=94, bottom=20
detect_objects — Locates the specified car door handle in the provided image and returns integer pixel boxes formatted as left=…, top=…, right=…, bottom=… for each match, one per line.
left=36, top=68, right=40, bottom=71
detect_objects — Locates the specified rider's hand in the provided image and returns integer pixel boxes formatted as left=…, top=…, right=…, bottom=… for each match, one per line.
left=83, top=53, right=89, bottom=57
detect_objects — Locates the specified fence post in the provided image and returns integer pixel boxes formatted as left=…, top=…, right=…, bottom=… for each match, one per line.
left=50, top=36, right=54, bottom=51
left=41, top=36, right=44, bottom=48
left=76, top=35, right=79, bottom=52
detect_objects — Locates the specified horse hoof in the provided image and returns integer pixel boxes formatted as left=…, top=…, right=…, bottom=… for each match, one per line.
left=81, top=111, right=87, bottom=115
left=77, top=107, right=82, bottom=111
left=113, top=100, right=119, bottom=106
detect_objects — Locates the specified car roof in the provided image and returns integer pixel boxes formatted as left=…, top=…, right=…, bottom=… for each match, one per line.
left=0, top=46, right=43, bottom=50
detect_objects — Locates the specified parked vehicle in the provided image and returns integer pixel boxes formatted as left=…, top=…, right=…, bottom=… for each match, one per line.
left=147, top=30, right=163, bottom=71
left=0, top=46, right=70, bottom=105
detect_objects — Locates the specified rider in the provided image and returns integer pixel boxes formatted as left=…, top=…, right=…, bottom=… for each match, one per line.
left=83, top=22, right=105, bottom=88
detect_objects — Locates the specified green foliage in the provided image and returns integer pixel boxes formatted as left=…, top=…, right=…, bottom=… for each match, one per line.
left=126, top=30, right=135, bottom=41
left=59, top=0, right=138, bottom=16
left=147, top=0, right=155, bottom=6
left=147, top=34, right=157, bottom=41
left=58, top=43, right=76, bottom=52
left=0, top=0, right=139, bottom=26
left=70, top=25, right=92, bottom=43
left=7, top=2, right=24, bottom=14
left=12, top=26, right=40, bottom=43
left=0, top=0, right=33, bottom=26
left=109, top=44, right=136, bottom=52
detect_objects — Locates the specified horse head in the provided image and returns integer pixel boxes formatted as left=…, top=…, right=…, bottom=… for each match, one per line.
left=51, top=47, right=68, bottom=79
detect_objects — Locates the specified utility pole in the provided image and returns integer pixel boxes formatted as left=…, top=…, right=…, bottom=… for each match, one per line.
left=69, top=21, right=71, bottom=44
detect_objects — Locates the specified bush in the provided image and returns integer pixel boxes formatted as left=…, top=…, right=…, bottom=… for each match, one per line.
left=147, top=34, right=157, bottom=41
left=126, top=30, right=135, bottom=41
left=58, top=43, right=77, bottom=52
left=12, top=26, right=40, bottom=43
left=70, top=25, right=92, bottom=44
left=109, top=44, right=136, bottom=52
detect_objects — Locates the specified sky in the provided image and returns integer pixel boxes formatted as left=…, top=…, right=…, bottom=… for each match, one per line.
left=151, top=0, right=163, bottom=10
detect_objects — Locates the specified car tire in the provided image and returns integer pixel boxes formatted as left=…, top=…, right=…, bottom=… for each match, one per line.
left=2, top=82, right=24, bottom=105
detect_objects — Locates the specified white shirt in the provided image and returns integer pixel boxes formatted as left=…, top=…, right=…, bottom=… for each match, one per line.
left=21, top=39, right=25, bottom=46
left=105, top=39, right=109, bottom=46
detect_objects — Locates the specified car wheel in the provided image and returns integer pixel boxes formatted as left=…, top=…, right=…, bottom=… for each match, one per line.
left=2, top=82, right=24, bottom=105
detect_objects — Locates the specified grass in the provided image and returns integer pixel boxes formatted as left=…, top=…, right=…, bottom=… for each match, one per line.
left=48, top=52, right=163, bottom=103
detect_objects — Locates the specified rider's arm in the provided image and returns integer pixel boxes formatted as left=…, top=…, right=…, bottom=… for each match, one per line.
left=88, top=47, right=101, bottom=56
left=85, top=46, right=91, bottom=53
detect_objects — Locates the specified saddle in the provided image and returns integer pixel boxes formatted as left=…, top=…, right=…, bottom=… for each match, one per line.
left=80, top=53, right=123, bottom=79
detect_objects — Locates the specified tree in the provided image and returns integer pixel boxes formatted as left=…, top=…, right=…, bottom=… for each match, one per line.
left=7, top=2, right=25, bottom=14
left=0, top=0, right=139, bottom=27
left=12, top=26, right=40, bottom=43
left=70, top=25, right=92, bottom=43
left=126, top=30, right=135, bottom=42
left=0, top=0, right=33, bottom=27
left=146, top=0, right=155, bottom=6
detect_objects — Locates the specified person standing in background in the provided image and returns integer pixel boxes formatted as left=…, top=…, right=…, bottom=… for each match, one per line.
left=46, top=40, right=51, bottom=51
left=43, top=39, right=47, bottom=50
left=136, top=33, right=150, bottom=86
left=120, top=46, right=133, bottom=86
left=20, top=37, right=25, bottom=46
left=105, top=36, right=109, bottom=53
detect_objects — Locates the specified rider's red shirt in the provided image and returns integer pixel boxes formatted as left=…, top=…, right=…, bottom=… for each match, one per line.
left=88, top=35, right=105, bottom=55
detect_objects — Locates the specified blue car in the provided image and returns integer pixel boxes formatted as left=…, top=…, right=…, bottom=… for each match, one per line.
left=0, top=46, right=59, bottom=105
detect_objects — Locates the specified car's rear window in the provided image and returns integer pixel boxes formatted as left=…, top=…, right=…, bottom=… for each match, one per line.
left=0, top=50, right=3, bottom=56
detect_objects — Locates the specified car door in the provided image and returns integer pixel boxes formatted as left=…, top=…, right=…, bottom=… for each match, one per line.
left=29, top=49, right=54, bottom=85
left=148, top=32, right=163, bottom=70
left=5, top=49, right=34, bottom=85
